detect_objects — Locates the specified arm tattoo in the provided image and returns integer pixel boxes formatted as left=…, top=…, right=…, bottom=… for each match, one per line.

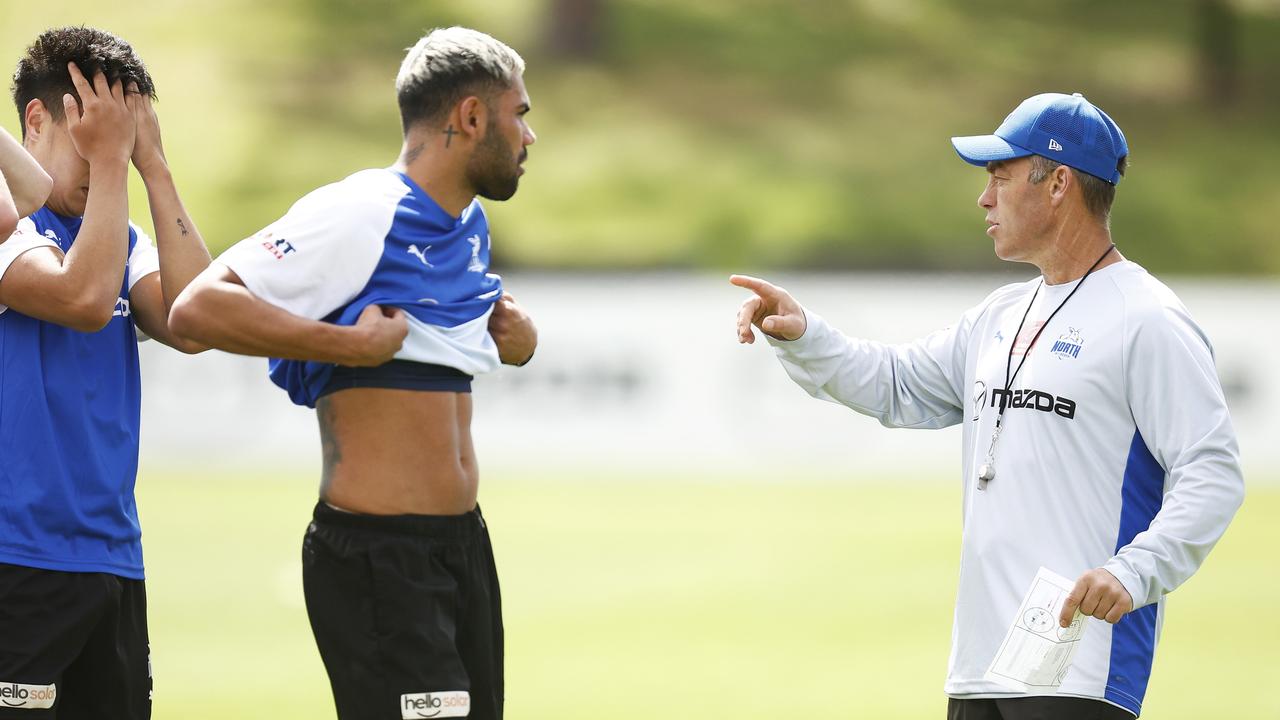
left=317, top=397, right=342, bottom=488
left=176, top=218, right=189, bottom=236
left=443, top=125, right=459, bottom=148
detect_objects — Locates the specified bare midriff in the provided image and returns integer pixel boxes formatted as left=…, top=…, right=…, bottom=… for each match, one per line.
left=315, top=388, right=478, bottom=516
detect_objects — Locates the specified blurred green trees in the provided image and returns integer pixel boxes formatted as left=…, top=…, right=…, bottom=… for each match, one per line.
left=3, top=0, right=1277, bottom=273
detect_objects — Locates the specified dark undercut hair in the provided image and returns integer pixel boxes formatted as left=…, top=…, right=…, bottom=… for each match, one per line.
left=394, top=27, right=524, bottom=133
left=1028, top=154, right=1128, bottom=224
left=12, top=26, right=156, bottom=137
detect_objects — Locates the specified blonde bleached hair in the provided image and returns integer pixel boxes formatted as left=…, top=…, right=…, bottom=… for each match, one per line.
left=395, top=27, right=525, bottom=132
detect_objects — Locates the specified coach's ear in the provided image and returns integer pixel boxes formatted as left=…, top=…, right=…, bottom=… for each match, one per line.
left=1047, top=163, right=1073, bottom=209
left=455, top=95, right=489, bottom=143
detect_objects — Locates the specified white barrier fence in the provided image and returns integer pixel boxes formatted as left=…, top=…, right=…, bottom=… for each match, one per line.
left=140, top=272, right=1279, bottom=483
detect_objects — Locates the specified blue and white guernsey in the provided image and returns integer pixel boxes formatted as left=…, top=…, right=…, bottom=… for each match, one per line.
left=766, top=261, right=1244, bottom=717
left=0, top=208, right=160, bottom=579
left=218, top=169, right=504, bottom=407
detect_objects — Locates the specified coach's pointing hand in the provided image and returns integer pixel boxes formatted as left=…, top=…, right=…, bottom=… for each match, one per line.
left=730, top=274, right=807, bottom=343
left=346, top=304, right=408, bottom=367
left=1060, top=568, right=1133, bottom=627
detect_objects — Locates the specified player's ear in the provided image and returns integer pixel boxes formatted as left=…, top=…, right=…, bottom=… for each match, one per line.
left=23, top=98, right=50, bottom=144
left=457, top=96, right=487, bottom=141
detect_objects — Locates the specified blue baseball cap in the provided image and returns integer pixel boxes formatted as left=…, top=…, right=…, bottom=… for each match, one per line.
left=951, top=93, right=1128, bottom=184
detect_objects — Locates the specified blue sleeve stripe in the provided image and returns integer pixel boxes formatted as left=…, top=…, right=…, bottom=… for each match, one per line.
left=1104, top=429, right=1164, bottom=716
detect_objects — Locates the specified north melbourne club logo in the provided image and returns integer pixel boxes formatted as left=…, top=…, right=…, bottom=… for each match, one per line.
left=1050, top=327, right=1084, bottom=360
left=466, top=235, right=486, bottom=273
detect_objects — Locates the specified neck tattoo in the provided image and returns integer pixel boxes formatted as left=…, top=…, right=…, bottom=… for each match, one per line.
left=977, top=243, right=1116, bottom=491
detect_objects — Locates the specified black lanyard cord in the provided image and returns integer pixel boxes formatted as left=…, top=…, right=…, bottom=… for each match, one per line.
left=1000, top=243, right=1116, bottom=416
left=978, top=243, right=1117, bottom=490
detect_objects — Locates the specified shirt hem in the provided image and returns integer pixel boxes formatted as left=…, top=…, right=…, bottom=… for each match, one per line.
left=945, top=688, right=1137, bottom=717
left=0, top=548, right=145, bottom=580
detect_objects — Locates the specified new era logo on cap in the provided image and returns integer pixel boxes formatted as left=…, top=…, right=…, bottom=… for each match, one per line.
left=1048, top=139, right=1063, bottom=152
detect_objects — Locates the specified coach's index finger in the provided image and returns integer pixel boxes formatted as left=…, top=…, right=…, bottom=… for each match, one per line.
left=729, top=274, right=783, bottom=298
left=1059, top=575, right=1088, bottom=627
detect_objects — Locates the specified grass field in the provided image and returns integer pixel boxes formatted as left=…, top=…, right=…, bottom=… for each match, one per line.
left=137, top=472, right=1280, bottom=719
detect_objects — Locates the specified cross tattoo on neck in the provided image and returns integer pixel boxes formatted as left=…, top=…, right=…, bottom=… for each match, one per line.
left=443, top=125, right=458, bottom=148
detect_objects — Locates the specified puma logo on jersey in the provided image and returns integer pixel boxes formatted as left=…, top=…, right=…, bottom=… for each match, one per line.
left=407, top=244, right=434, bottom=267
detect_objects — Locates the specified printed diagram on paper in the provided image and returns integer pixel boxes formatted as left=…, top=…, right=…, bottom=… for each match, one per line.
left=985, top=567, right=1087, bottom=692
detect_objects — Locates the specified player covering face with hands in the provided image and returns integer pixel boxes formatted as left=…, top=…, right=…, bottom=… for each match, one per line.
left=732, top=93, right=1242, bottom=720
left=0, top=26, right=213, bottom=718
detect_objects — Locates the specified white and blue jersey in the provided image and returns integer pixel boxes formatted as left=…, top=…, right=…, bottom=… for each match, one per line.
left=0, top=208, right=160, bottom=579
left=217, top=167, right=501, bottom=404
left=766, top=261, right=1244, bottom=716
left=217, top=169, right=503, bottom=407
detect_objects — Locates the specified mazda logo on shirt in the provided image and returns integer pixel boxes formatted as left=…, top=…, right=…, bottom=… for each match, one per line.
left=990, top=387, right=1077, bottom=419
left=971, top=381, right=987, bottom=422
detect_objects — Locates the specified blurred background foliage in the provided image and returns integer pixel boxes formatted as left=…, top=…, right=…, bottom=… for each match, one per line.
left=2, top=0, right=1278, bottom=274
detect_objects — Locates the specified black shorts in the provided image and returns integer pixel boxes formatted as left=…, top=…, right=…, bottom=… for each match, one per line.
left=303, top=502, right=503, bottom=720
left=947, top=696, right=1136, bottom=720
left=0, top=563, right=150, bottom=719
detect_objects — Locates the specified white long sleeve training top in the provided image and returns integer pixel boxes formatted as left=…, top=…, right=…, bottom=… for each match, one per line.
left=767, top=261, right=1243, bottom=716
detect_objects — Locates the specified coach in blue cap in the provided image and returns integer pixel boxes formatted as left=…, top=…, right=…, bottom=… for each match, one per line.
left=731, top=93, right=1243, bottom=719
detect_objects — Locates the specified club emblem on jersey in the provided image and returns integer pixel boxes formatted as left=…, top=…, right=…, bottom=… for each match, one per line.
left=407, top=244, right=434, bottom=267
left=971, top=381, right=987, bottom=422
left=1050, top=327, right=1084, bottom=360
left=466, top=235, right=485, bottom=273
